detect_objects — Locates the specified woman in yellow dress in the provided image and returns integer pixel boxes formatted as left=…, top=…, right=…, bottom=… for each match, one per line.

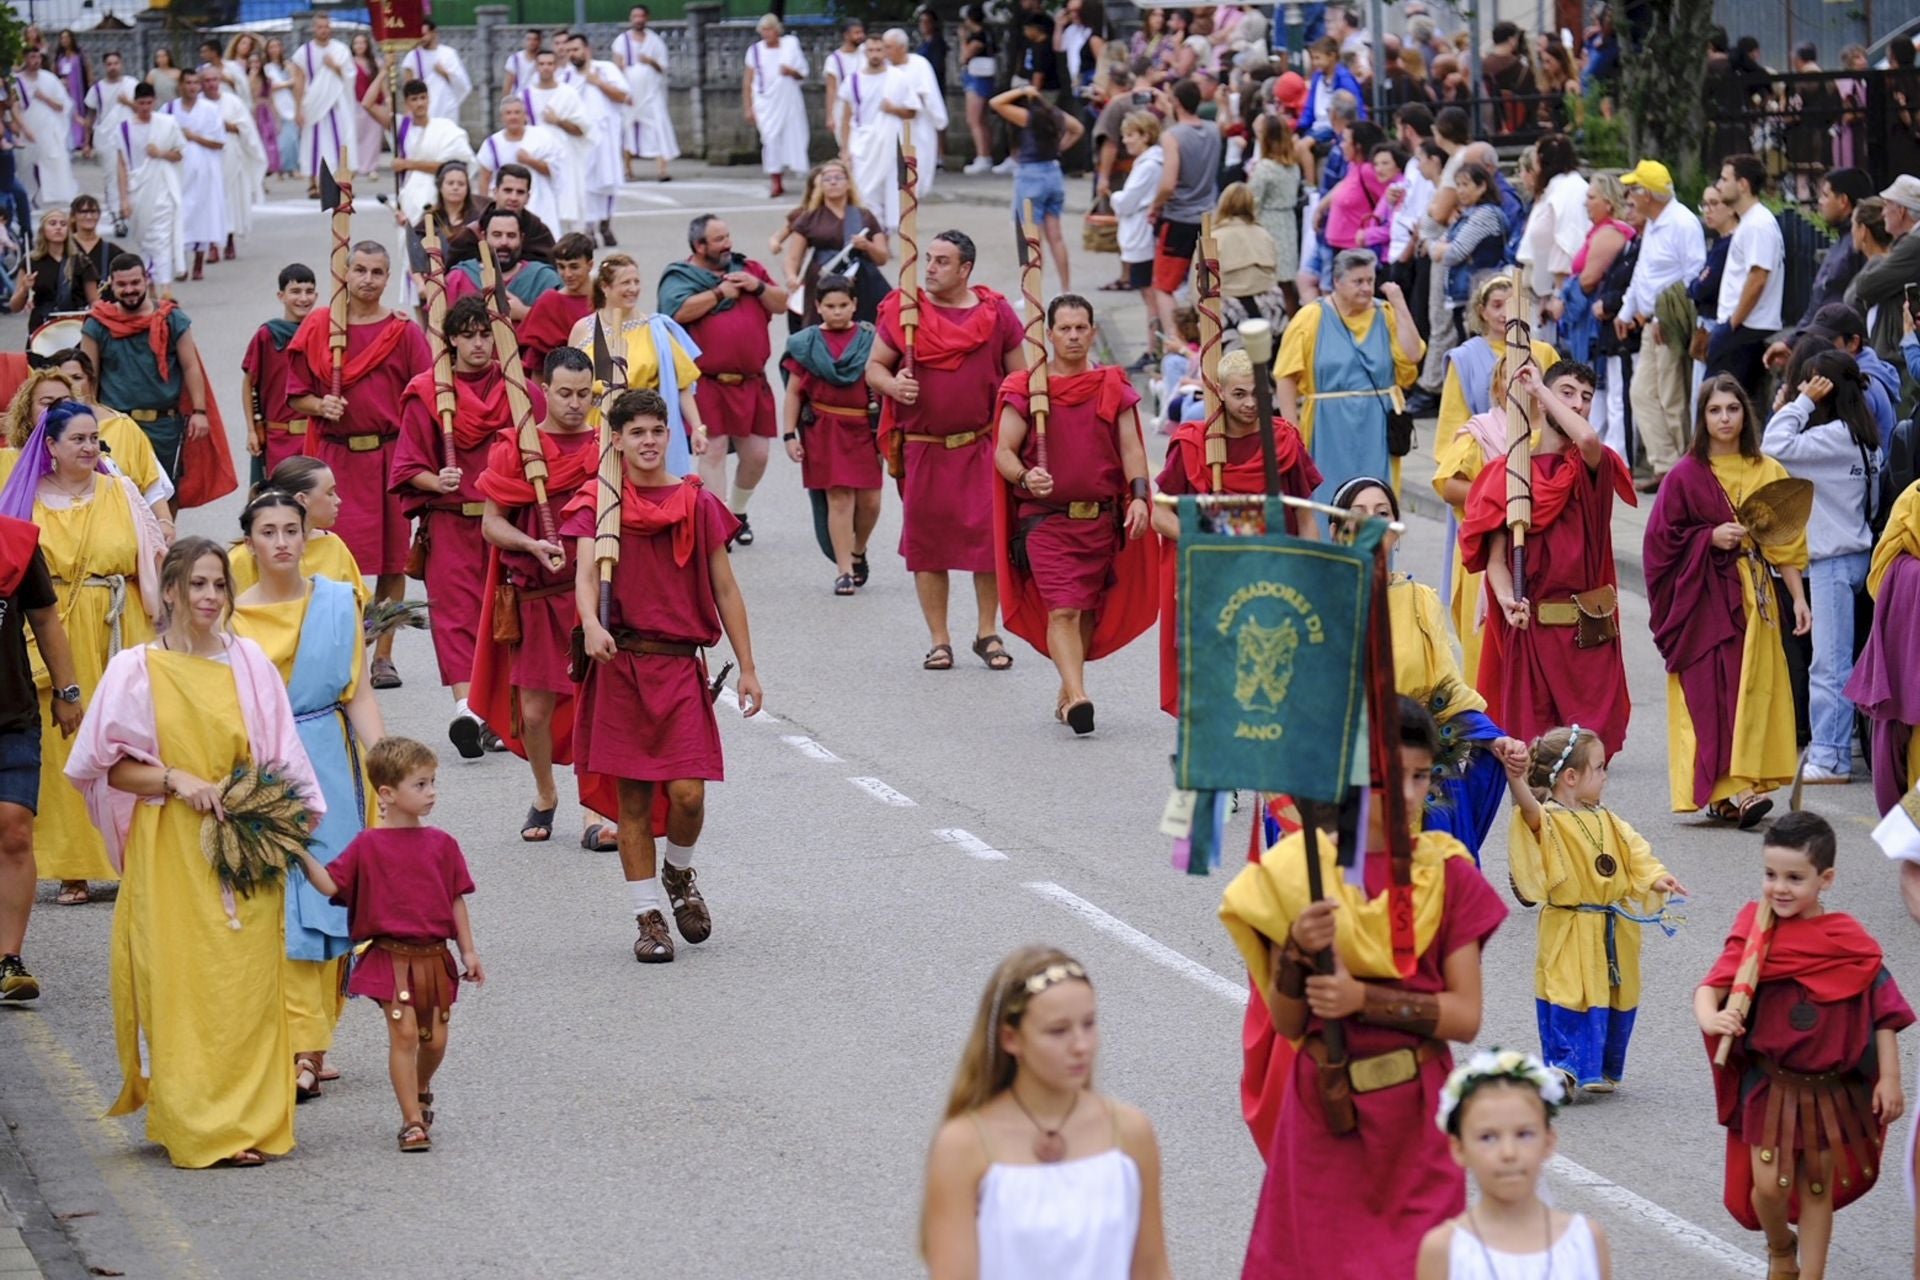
left=2, top=366, right=173, bottom=536
left=64, top=536, right=323, bottom=1168
left=231, top=490, right=382, bottom=1101
left=0, top=400, right=164, bottom=905
left=1644, top=374, right=1811, bottom=825
left=566, top=253, right=709, bottom=477
left=228, top=456, right=368, bottom=608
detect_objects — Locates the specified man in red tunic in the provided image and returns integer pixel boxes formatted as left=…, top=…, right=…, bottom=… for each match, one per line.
left=287, top=241, right=434, bottom=688
left=567, top=388, right=762, bottom=964
left=867, top=229, right=1026, bottom=670
left=660, top=215, right=788, bottom=546
left=518, top=232, right=595, bottom=381
left=239, top=263, right=318, bottom=478
left=1460, top=359, right=1635, bottom=757
left=990, top=294, right=1157, bottom=735
left=393, top=294, right=546, bottom=757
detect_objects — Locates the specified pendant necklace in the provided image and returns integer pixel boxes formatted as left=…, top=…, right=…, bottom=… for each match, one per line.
left=1561, top=803, right=1617, bottom=878
left=1010, top=1086, right=1080, bottom=1163
left=1466, top=1202, right=1554, bottom=1280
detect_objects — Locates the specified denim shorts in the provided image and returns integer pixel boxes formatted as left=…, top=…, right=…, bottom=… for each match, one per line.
left=1012, top=160, right=1065, bottom=222
left=0, top=728, right=41, bottom=813
left=964, top=74, right=995, bottom=97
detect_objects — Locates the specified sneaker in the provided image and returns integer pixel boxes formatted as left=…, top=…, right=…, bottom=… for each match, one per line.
left=734, top=514, right=754, bottom=547
left=963, top=156, right=993, bottom=175
left=661, top=864, right=711, bottom=944
left=1799, top=763, right=1852, bottom=785
left=0, top=954, right=38, bottom=1002
left=633, top=909, right=675, bottom=963
left=449, top=713, right=485, bottom=760
left=992, top=156, right=1017, bottom=175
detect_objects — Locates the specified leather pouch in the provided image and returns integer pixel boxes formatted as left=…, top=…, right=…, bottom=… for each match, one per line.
left=1574, top=584, right=1619, bottom=649
left=1302, top=1036, right=1359, bottom=1136
left=492, top=583, right=521, bottom=645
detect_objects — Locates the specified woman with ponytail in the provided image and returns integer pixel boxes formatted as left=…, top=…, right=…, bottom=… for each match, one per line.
left=228, top=457, right=367, bottom=608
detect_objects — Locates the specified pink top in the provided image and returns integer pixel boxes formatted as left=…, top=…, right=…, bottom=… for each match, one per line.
left=1570, top=217, right=1634, bottom=278
left=327, top=826, right=476, bottom=944
left=1322, top=164, right=1387, bottom=252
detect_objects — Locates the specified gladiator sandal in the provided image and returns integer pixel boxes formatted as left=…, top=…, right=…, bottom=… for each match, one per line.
left=634, top=910, right=675, bottom=964
left=661, top=865, right=711, bottom=944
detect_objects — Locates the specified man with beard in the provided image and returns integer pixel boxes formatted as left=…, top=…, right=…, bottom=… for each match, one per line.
left=285, top=242, right=433, bottom=688
left=399, top=20, right=472, bottom=124
left=822, top=16, right=866, bottom=141
left=661, top=215, right=789, bottom=545
left=393, top=294, right=547, bottom=756
left=482, top=163, right=559, bottom=266
left=563, top=33, right=628, bottom=247
left=80, top=254, right=218, bottom=492
left=519, top=232, right=595, bottom=380
left=240, top=262, right=319, bottom=476
left=393, top=78, right=475, bottom=226
left=291, top=13, right=357, bottom=194
left=503, top=28, right=544, bottom=96
left=836, top=35, right=915, bottom=232
left=111, top=83, right=186, bottom=293
left=447, top=210, right=560, bottom=318
left=162, top=69, right=228, bottom=279
left=613, top=7, right=678, bottom=183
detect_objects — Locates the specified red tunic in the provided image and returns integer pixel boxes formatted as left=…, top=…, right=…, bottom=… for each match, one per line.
left=326, top=826, right=475, bottom=1004
left=686, top=260, right=778, bottom=440
left=240, top=322, right=306, bottom=474
left=878, top=290, right=1025, bottom=574
left=560, top=485, right=738, bottom=783
left=1459, top=445, right=1636, bottom=758
left=519, top=290, right=593, bottom=380
left=494, top=429, right=596, bottom=693
left=784, top=326, right=881, bottom=491
left=286, top=317, right=433, bottom=577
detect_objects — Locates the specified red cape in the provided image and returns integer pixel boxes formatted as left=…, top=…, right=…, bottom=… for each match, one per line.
left=288, top=308, right=415, bottom=390
left=1458, top=443, right=1636, bottom=575
left=875, top=285, right=1011, bottom=471
left=0, top=515, right=41, bottom=596
left=990, top=366, right=1158, bottom=661
left=84, top=300, right=236, bottom=509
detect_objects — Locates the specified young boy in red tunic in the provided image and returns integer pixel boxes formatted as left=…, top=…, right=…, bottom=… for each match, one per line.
left=1696, top=812, right=1911, bottom=1280
left=393, top=295, right=547, bottom=759
left=565, top=389, right=763, bottom=964
left=1459, top=359, right=1635, bottom=758
left=518, top=233, right=596, bottom=382
left=239, top=263, right=318, bottom=477
left=782, top=274, right=882, bottom=595
left=991, top=293, right=1157, bottom=735
left=292, top=737, right=484, bottom=1155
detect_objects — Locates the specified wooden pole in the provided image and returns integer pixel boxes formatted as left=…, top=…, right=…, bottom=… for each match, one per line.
left=1019, top=198, right=1050, bottom=472
left=1196, top=215, right=1225, bottom=492
left=897, top=137, right=919, bottom=378
left=477, top=238, right=561, bottom=568
left=590, top=318, right=622, bottom=631
left=422, top=213, right=458, bottom=470
left=325, top=147, right=352, bottom=402
left=1715, top=899, right=1775, bottom=1066
left=1502, top=307, right=1537, bottom=603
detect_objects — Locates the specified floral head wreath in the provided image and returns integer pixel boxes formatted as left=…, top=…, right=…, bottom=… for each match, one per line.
left=1435, top=1047, right=1566, bottom=1135
left=986, top=960, right=1090, bottom=1070
left=1547, top=724, right=1587, bottom=786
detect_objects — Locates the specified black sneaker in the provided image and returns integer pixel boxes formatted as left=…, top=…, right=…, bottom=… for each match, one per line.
left=734, top=515, right=754, bottom=547
left=0, top=954, right=39, bottom=1002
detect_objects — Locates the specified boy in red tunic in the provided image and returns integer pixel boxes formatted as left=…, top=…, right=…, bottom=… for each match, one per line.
left=991, top=294, right=1157, bottom=735
left=782, top=274, right=882, bottom=594
left=292, top=737, right=484, bottom=1155
left=867, top=229, right=1026, bottom=670
left=1695, top=812, right=1911, bottom=1280
left=474, top=346, right=604, bottom=847
left=661, top=215, right=789, bottom=545
left=287, top=242, right=434, bottom=688
left=393, top=295, right=547, bottom=758
left=518, top=233, right=595, bottom=381
left=566, top=389, right=763, bottom=964
left=1459, top=360, right=1635, bottom=758
left=239, top=263, right=318, bottom=477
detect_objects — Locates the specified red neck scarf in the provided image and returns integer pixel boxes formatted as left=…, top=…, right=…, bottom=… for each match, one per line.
left=880, top=286, right=1008, bottom=372
left=1169, top=418, right=1307, bottom=494
left=86, top=298, right=179, bottom=381
left=477, top=428, right=598, bottom=507
left=450, top=367, right=513, bottom=449
left=0, top=514, right=40, bottom=596
left=561, top=475, right=703, bottom=566
left=1705, top=901, right=1885, bottom=1004
left=289, top=309, right=414, bottom=386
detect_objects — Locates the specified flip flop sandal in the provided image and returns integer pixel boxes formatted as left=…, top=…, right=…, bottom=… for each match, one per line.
left=294, top=1057, right=321, bottom=1103
left=1064, top=699, right=1095, bottom=736
left=923, top=643, right=954, bottom=670
left=55, top=883, right=89, bottom=906
left=1707, top=799, right=1742, bottom=824
left=580, top=823, right=619, bottom=853
left=1098, top=279, right=1134, bottom=291
left=972, top=633, right=1014, bottom=670
left=222, top=1149, right=266, bottom=1167
left=1738, top=795, right=1775, bottom=830
left=851, top=552, right=870, bottom=586
left=398, top=1123, right=432, bottom=1153
left=521, top=805, right=557, bottom=843
left=834, top=574, right=857, bottom=596
left=418, top=1092, right=435, bottom=1128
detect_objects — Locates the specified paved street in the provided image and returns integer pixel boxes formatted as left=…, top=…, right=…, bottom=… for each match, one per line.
left=0, top=162, right=1913, bottom=1279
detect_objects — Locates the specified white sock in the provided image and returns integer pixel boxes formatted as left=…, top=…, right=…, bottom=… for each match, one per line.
left=453, top=698, right=472, bottom=720
left=729, top=483, right=756, bottom=515
left=628, top=877, right=666, bottom=916
left=663, top=840, right=694, bottom=870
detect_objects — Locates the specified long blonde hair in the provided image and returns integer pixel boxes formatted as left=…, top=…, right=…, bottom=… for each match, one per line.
left=942, top=946, right=1093, bottom=1121
left=3, top=369, right=75, bottom=447
left=803, top=159, right=854, bottom=215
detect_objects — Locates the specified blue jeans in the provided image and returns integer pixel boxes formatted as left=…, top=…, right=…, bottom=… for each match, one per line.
left=1806, top=551, right=1871, bottom=772
left=1011, top=160, right=1064, bottom=222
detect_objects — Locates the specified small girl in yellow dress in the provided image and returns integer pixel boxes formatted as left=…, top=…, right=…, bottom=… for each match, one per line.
left=1501, top=726, right=1687, bottom=1096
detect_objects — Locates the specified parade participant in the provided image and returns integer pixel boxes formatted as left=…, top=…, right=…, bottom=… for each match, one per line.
left=0, top=399, right=160, bottom=912
left=203, top=66, right=263, bottom=260
left=474, top=346, right=602, bottom=846
left=8, top=208, right=97, bottom=331
left=503, top=29, right=543, bottom=97
left=822, top=17, right=866, bottom=142
left=65, top=536, right=320, bottom=1168
left=519, top=233, right=594, bottom=380
left=1849, top=479, right=1920, bottom=814
left=69, top=195, right=124, bottom=283
left=228, top=456, right=366, bottom=609
left=1221, top=697, right=1507, bottom=1279
left=1416, top=1051, right=1609, bottom=1279
left=476, top=101, right=564, bottom=234
left=566, top=388, right=762, bottom=963
left=837, top=35, right=913, bottom=233
left=113, top=84, right=187, bottom=295
left=745, top=14, right=810, bottom=200
left=563, top=33, right=627, bottom=247
left=291, top=14, right=357, bottom=194
left=15, top=47, right=76, bottom=208
left=1461, top=361, right=1635, bottom=758
left=484, top=165, right=558, bottom=265
left=664, top=215, right=787, bottom=544
left=230, top=489, right=382, bottom=1102
left=614, top=5, right=677, bottom=182
left=418, top=161, right=482, bottom=269
left=522, top=50, right=592, bottom=239
left=286, top=242, right=433, bottom=689
left=868, top=229, right=1026, bottom=671
left=81, top=256, right=222, bottom=496
left=920, top=948, right=1172, bottom=1278
left=782, top=275, right=882, bottom=593
left=42, top=353, right=174, bottom=528
left=346, top=33, right=384, bottom=184
left=777, top=158, right=891, bottom=330
left=1644, top=374, right=1810, bottom=826
left=240, top=263, right=318, bottom=476
left=884, top=28, right=947, bottom=200
left=447, top=210, right=559, bottom=317
left=400, top=20, right=471, bottom=124
left=0, top=515, right=81, bottom=1002
left=85, top=53, right=136, bottom=228
left=391, top=79, right=474, bottom=227
left=1274, top=248, right=1424, bottom=506
left=991, top=295, right=1155, bottom=735
left=289, top=736, right=482, bottom=1154
left=162, top=70, right=229, bottom=281
left=1501, top=726, right=1683, bottom=1095
left=567, top=254, right=707, bottom=476
left=1696, top=812, right=1910, bottom=1280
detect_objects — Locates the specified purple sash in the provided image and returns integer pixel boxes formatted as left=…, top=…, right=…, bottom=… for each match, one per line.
left=398, top=116, right=412, bottom=157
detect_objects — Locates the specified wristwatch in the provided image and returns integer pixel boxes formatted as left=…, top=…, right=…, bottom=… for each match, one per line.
left=52, top=684, right=80, bottom=705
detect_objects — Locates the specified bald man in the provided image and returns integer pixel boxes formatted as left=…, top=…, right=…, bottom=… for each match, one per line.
left=884, top=28, right=946, bottom=197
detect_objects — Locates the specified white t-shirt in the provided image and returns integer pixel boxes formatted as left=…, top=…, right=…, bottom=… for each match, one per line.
left=1719, top=200, right=1785, bottom=332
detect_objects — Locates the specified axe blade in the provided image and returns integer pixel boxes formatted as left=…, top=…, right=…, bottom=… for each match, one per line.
left=319, top=160, right=342, bottom=211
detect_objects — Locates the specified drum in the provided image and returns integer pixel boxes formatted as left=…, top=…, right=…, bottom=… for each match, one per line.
left=28, top=314, right=87, bottom=364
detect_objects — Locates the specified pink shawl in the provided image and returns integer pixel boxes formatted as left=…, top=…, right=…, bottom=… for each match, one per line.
left=1460, top=407, right=1510, bottom=463
left=63, top=636, right=324, bottom=872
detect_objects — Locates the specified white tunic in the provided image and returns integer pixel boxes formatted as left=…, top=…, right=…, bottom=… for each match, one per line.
left=563, top=59, right=625, bottom=213
left=15, top=69, right=76, bottom=205
left=897, top=52, right=947, bottom=196
left=293, top=37, right=357, bottom=176
left=395, top=114, right=476, bottom=224
left=838, top=67, right=909, bottom=232
left=221, top=58, right=252, bottom=107
left=401, top=43, right=472, bottom=123
left=164, top=97, right=230, bottom=248
left=614, top=29, right=677, bottom=160
left=523, top=81, right=591, bottom=229
left=502, top=49, right=539, bottom=94
left=211, top=89, right=266, bottom=238
left=1445, top=1214, right=1604, bottom=1280
left=746, top=36, right=809, bottom=175
left=823, top=45, right=860, bottom=131
left=86, top=74, right=136, bottom=140
left=118, top=115, right=186, bottom=282
left=976, top=1152, right=1142, bottom=1280
left=265, top=62, right=296, bottom=124
left=477, top=126, right=566, bottom=233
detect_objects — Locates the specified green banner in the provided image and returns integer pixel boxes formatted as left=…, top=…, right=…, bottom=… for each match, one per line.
left=1174, top=498, right=1383, bottom=798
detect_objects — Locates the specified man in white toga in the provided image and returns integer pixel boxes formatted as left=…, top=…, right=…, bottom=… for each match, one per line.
left=204, top=67, right=265, bottom=259
left=401, top=20, right=473, bottom=124
left=837, top=36, right=914, bottom=233
left=743, top=13, right=809, bottom=199
left=477, top=95, right=566, bottom=234
left=291, top=14, right=356, bottom=194
left=164, top=70, right=228, bottom=280
left=564, top=33, right=628, bottom=248
left=522, top=50, right=593, bottom=239
left=613, top=5, right=677, bottom=183
left=885, top=28, right=946, bottom=198
left=14, top=46, right=76, bottom=207
left=392, top=78, right=475, bottom=225
left=114, top=83, right=186, bottom=292
left=86, top=51, right=137, bottom=227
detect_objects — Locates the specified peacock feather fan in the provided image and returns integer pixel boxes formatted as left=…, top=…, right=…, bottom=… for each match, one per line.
left=199, top=761, right=319, bottom=902
left=362, top=599, right=430, bottom=642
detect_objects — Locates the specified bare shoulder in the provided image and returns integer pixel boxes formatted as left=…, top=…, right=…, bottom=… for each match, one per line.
left=1415, top=1219, right=1457, bottom=1272
left=927, top=1113, right=990, bottom=1177
left=1108, top=1098, right=1160, bottom=1154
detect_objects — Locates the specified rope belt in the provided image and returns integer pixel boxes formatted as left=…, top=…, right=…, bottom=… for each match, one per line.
left=1304, top=386, right=1407, bottom=411
left=293, top=700, right=367, bottom=827
left=1557, top=900, right=1687, bottom=987
left=52, top=574, right=129, bottom=655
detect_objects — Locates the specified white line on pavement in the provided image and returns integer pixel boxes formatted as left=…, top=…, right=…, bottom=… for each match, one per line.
left=715, top=687, right=781, bottom=723
left=781, top=734, right=842, bottom=762
left=935, top=829, right=1008, bottom=861
left=1024, top=879, right=1767, bottom=1279
left=847, top=777, right=917, bottom=806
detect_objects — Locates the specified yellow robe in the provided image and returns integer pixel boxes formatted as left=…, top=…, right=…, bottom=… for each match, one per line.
left=1388, top=574, right=1485, bottom=717
left=574, top=320, right=702, bottom=393
left=110, top=648, right=295, bottom=1167
left=230, top=533, right=368, bottom=610
left=99, top=414, right=165, bottom=504
left=1272, top=300, right=1423, bottom=496
left=29, top=475, right=156, bottom=882
left=1509, top=803, right=1668, bottom=1013
left=1665, top=454, right=1808, bottom=811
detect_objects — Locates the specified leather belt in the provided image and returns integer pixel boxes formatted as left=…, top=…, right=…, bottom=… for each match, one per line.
left=712, top=372, right=748, bottom=385
left=270, top=418, right=309, bottom=436
left=1345, top=1040, right=1444, bottom=1094
left=513, top=580, right=573, bottom=602
left=610, top=628, right=698, bottom=658
left=812, top=403, right=869, bottom=420
left=343, top=433, right=391, bottom=452
left=904, top=429, right=985, bottom=449
left=448, top=501, right=485, bottom=518
left=128, top=408, right=161, bottom=422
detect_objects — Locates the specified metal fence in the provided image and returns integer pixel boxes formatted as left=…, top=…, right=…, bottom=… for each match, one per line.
left=1704, top=67, right=1916, bottom=198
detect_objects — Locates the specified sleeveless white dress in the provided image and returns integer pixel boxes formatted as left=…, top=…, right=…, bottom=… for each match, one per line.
left=976, top=1148, right=1142, bottom=1280
left=1446, top=1213, right=1604, bottom=1280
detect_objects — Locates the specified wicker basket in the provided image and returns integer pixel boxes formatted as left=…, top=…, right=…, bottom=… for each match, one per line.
left=1082, top=194, right=1118, bottom=254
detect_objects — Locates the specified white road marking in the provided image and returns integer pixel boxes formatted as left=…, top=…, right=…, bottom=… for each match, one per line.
left=1026, top=879, right=1767, bottom=1278
left=781, top=734, right=842, bottom=762
left=847, top=777, right=916, bottom=806
left=714, top=687, right=780, bottom=723
left=935, top=828, right=1008, bottom=861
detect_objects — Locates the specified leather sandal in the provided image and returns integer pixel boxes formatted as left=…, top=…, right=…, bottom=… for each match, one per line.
left=55, top=881, right=89, bottom=906
left=1707, top=799, right=1742, bottom=824
left=1738, top=794, right=1774, bottom=830
left=521, top=805, right=556, bottom=843
left=851, top=551, right=870, bottom=586
left=580, top=823, right=619, bottom=853
left=1766, top=1233, right=1799, bottom=1278
left=834, top=574, right=857, bottom=596
left=418, top=1092, right=435, bottom=1128
left=923, top=643, right=954, bottom=670
left=634, top=910, right=675, bottom=963
left=972, top=633, right=1013, bottom=670
left=294, top=1056, right=322, bottom=1103
left=661, top=865, right=711, bottom=944
left=222, top=1149, right=265, bottom=1167
left=398, top=1122, right=431, bottom=1153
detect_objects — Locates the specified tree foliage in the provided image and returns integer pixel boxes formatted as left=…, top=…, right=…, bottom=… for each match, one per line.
left=1621, top=0, right=1719, bottom=188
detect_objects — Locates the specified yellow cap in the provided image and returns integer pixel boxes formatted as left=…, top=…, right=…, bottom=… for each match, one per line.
left=1619, top=159, right=1674, bottom=197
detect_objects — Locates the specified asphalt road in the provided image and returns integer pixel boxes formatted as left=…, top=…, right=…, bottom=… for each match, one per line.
left=0, top=162, right=1913, bottom=1280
